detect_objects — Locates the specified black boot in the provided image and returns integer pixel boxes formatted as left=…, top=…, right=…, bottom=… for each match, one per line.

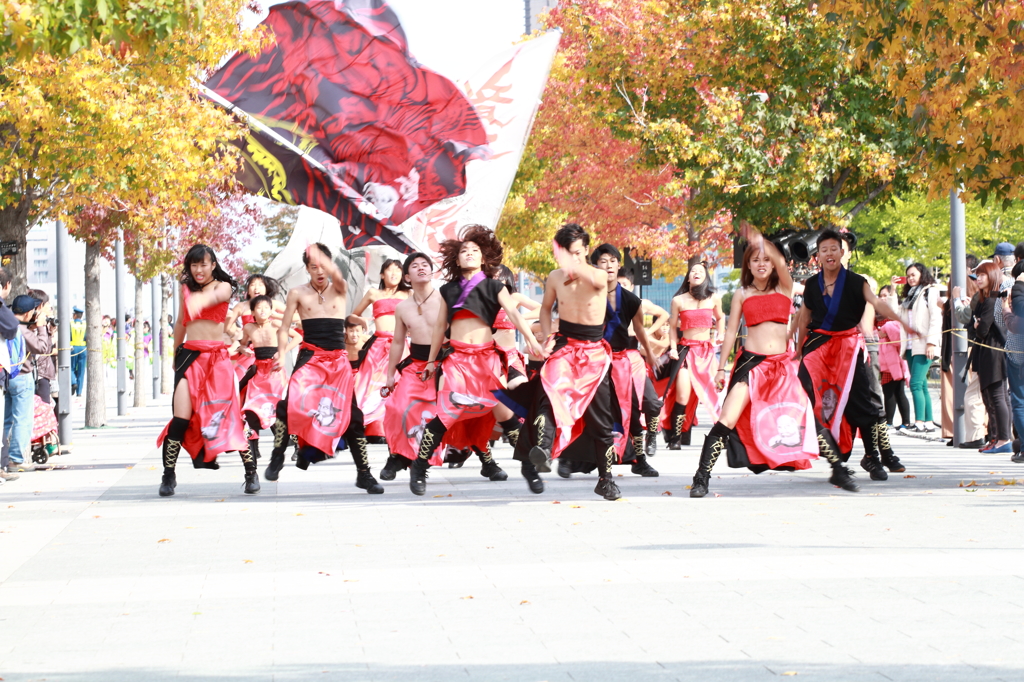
left=158, top=417, right=188, bottom=497
left=595, top=475, right=622, bottom=500
left=264, top=418, right=289, bottom=481
left=247, top=438, right=261, bottom=461
left=476, top=446, right=508, bottom=481
left=499, top=417, right=522, bottom=449
left=630, top=453, right=659, bottom=477
left=380, top=454, right=408, bottom=481
left=521, top=459, right=544, bottom=494
left=679, top=424, right=692, bottom=446
left=667, top=403, right=686, bottom=450
left=645, top=416, right=659, bottom=457
left=557, top=456, right=573, bottom=479
left=817, top=428, right=858, bottom=492
left=240, top=446, right=260, bottom=494
left=690, top=423, right=730, bottom=498
left=409, top=457, right=430, bottom=496
left=874, top=422, right=906, bottom=473
left=529, top=412, right=553, bottom=472
left=356, top=469, right=384, bottom=494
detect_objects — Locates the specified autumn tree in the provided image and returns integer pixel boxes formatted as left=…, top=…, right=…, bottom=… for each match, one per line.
left=245, top=203, right=301, bottom=274
left=0, top=0, right=266, bottom=293
left=834, top=0, right=1024, bottom=205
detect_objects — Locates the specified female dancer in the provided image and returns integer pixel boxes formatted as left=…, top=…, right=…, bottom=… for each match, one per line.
left=225, top=275, right=284, bottom=380
left=689, top=226, right=858, bottom=497
left=492, top=265, right=540, bottom=389
left=350, top=259, right=410, bottom=438
left=663, top=262, right=724, bottom=449
left=156, top=245, right=257, bottom=497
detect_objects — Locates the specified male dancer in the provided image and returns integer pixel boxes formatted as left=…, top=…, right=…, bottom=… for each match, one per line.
left=581, top=243, right=659, bottom=477
left=514, top=223, right=621, bottom=500
left=264, top=244, right=384, bottom=494
left=237, top=294, right=300, bottom=460
left=380, top=252, right=445, bottom=480
left=795, top=229, right=913, bottom=480
left=408, top=225, right=544, bottom=496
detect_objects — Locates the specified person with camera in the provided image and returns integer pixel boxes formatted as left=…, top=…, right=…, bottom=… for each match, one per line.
left=2, top=293, right=50, bottom=473
left=967, top=262, right=1013, bottom=453
left=25, top=289, right=56, bottom=404
left=0, top=268, right=21, bottom=482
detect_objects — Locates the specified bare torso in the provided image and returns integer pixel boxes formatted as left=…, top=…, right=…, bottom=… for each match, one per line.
left=549, top=268, right=607, bottom=327
left=396, top=291, right=442, bottom=345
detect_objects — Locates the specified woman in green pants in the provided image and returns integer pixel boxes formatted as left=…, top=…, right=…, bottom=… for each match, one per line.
left=897, top=264, right=942, bottom=433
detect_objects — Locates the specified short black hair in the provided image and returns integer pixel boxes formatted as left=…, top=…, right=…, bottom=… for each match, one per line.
left=0, top=266, right=11, bottom=290
left=617, top=267, right=634, bottom=285
left=302, top=242, right=332, bottom=265
left=816, top=229, right=844, bottom=249
left=590, top=243, right=621, bottom=265
left=966, top=253, right=979, bottom=270
left=554, top=222, right=590, bottom=251
left=1016, top=242, right=1024, bottom=262
left=402, top=252, right=433, bottom=277
left=249, top=294, right=272, bottom=314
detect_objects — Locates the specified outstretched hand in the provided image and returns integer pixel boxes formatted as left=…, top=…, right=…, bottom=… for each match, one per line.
left=739, top=222, right=764, bottom=250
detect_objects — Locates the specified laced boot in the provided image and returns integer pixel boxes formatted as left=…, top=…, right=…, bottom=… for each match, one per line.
left=379, top=454, right=408, bottom=481
left=595, top=475, right=622, bottom=500
left=690, top=424, right=729, bottom=498
left=499, top=418, right=522, bottom=449
left=859, top=436, right=889, bottom=481
left=158, top=417, right=188, bottom=497
left=817, top=429, right=858, bottom=492
left=476, top=446, right=508, bottom=481
left=247, top=438, right=261, bottom=461
left=645, top=417, right=659, bottom=457
left=239, top=446, right=260, bottom=494
left=529, top=413, right=553, bottom=472
left=409, top=457, right=430, bottom=496
left=668, top=410, right=686, bottom=450
left=630, top=453, right=659, bottom=477
left=874, top=422, right=905, bottom=473
left=356, top=469, right=385, bottom=494
left=521, top=459, right=544, bottom=494
left=265, top=419, right=289, bottom=481
left=679, top=424, right=692, bottom=446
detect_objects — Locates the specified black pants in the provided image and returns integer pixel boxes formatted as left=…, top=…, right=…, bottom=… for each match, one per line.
left=800, top=338, right=886, bottom=431
left=981, top=380, right=1011, bottom=441
left=536, top=372, right=615, bottom=466
left=882, top=379, right=912, bottom=427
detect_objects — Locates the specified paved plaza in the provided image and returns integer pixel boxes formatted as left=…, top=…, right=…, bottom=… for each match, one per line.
left=1, top=397, right=1022, bottom=681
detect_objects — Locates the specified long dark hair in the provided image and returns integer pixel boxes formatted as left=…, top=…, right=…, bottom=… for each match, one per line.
left=674, top=261, right=713, bottom=300
left=740, top=244, right=780, bottom=291
left=901, top=263, right=934, bottom=299
left=438, top=224, right=503, bottom=282
left=181, top=245, right=236, bottom=293
left=244, top=274, right=281, bottom=301
left=494, top=264, right=518, bottom=293
left=974, top=262, right=1002, bottom=301
left=379, top=258, right=411, bottom=292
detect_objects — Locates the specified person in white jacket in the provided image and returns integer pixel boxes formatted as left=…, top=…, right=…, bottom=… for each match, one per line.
left=896, top=264, right=942, bottom=432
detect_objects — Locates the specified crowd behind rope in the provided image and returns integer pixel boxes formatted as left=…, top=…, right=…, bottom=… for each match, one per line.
left=3, top=229, right=1022, bottom=491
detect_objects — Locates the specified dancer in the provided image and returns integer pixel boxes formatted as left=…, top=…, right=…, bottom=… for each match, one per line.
left=156, top=245, right=257, bottom=497
left=689, top=226, right=859, bottom=498
left=513, top=223, right=621, bottom=500
left=351, top=259, right=410, bottom=438
left=663, top=261, right=725, bottom=449
left=345, top=316, right=369, bottom=365
left=586, top=243, right=659, bottom=477
left=237, top=295, right=301, bottom=461
left=408, top=225, right=545, bottom=496
left=263, top=243, right=384, bottom=495
left=225, top=275, right=283, bottom=380
left=795, top=229, right=911, bottom=480
left=380, top=252, right=445, bottom=480
left=492, top=265, right=540, bottom=390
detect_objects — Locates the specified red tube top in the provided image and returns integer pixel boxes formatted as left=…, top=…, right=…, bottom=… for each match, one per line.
left=182, top=289, right=229, bottom=325
left=372, top=297, right=401, bottom=319
left=678, top=307, right=714, bottom=330
left=240, top=314, right=255, bottom=325
left=493, top=309, right=515, bottom=330
left=742, top=291, right=791, bottom=327
left=453, top=309, right=480, bottom=322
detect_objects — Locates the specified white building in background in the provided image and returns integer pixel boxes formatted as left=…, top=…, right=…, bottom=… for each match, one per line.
left=525, top=0, right=557, bottom=33
left=26, top=221, right=157, bottom=323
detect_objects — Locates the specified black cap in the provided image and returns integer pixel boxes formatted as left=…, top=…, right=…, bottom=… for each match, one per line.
left=10, top=295, right=41, bottom=315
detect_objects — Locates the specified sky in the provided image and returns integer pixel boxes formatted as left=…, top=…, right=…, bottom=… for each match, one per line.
left=241, top=0, right=530, bottom=263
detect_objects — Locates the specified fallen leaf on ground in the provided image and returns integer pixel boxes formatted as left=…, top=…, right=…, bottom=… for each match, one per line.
left=243, top=560, right=253, bottom=564
left=903, top=475, right=917, bottom=479
left=571, top=505, right=582, bottom=508
left=684, top=485, right=692, bottom=490
left=93, top=515, right=101, bottom=518
left=157, top=538, right=171, bottom=543
left=295, top=513, right=304, bottom=516
left=713, top=493, right=722, bottom=497
left=552, top=500, right=561, bottom=504
left=572, top=522, right=581, bottom=525
left=461, top=595, right=473, bottom=600
left=216, top=498, right=225, bottom=502
left=433, top=495, right=445, bottom=498
left=782, top=673, right=798, bottom=677
left=519, top=600, right=530, bottom=605
left=662, top=491, right=672, bottom=496
left=865, top=513, right=875, bottom=516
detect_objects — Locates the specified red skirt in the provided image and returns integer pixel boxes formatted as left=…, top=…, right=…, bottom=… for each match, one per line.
left=157, top=340, right=248, bottom=463
left=241, top=358, right=287, bottom=429
left=540, top=337, right=612, bottom=458
left=382, top=357, right=445, bottom=466
left=354, top=331, right=405, bottom=437
left=801, top=328, right=863, bottom=454
left=734, top=351, right=817, bottom=470
left=435, top=340, right=506, bottom=450
left=231, top=351, right=255, bottom=381
left=610, top=348, right=646, bottom=459
left=659, top=338, right=721, bottom=432
left=286, top=343, right=354, bottom=456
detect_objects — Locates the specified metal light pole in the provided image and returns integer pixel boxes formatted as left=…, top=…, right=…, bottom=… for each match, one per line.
left=115, top=231, right=127, bottom=415
left=151, top=276, right=161, bottom=399
left=55, top=220, right=72, bottom=448
left=950, top=189, right=967, bottom=445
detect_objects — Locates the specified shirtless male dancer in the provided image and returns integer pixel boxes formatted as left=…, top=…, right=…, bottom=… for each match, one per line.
left=264, top=243, right=384, bottom=494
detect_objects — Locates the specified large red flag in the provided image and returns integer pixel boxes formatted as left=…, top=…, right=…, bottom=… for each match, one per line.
left=204, top=0, right=489, bottom=253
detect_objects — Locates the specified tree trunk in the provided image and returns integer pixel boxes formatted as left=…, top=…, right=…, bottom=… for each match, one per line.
left=161, top=273, right=173, bottom=394
left=84, top=242, right=106, bottom=427
left=0, top=199, right=34, bottom=297
left=133, top=274, right=146, bottom=407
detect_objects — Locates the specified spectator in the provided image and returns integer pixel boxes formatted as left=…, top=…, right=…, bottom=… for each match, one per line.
left=940, top=278, right=955, bottom=443
left=3, top=294, right=47, bottom=472
left=953, top=267, right=990, bottom=449
left=876, top=285, right=912, bottom=431
left=898, top=263, right=942, bottom=433
left=1006, top=261, right=1024, bottom=463
left=25, top=289, right=56, bottom=403
left=970, top=262, right=1012, bottom=453
left=71, top=306, right=86, bottom=396
left=994, top=242, right=1016, bottom=285
left=0, top=267, right=21, bottom=482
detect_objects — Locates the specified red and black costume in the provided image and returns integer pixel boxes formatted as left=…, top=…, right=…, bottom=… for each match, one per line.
left=230, top=313, right=257, bottom=380
left=238, top=346, right=287, bottom=461
left=494, top=308, right=528, bottom=387
left=352, top=297, right=406, bottom=438
left=662, top=307, right=721, bottom=448
left=408, top=275, right=522, bottom=494
left=263, top=318, right=383, bottom=494
left=690, top=292, right=858, bottom=497
left=799, top=267, right=903, bottom=478
left=156, top=291, right=253, bottom=495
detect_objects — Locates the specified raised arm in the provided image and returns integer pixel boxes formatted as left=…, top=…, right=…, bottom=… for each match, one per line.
left=740, top=223, right=793, bottom=295
left=864, top=282, right=914, bottom=335
left=643, top=300, right=669, bottom=335
left=351, top=289, right=374, bottom=316
left=498, top=287, right=545, bottom=358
